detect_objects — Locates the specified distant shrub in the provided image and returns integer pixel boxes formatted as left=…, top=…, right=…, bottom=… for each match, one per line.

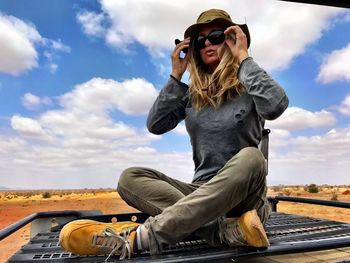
left=42, top=192, right=52, bottom=199
left=283, top=189, right=292, bottom=196
left=272, top=185, right=283, bottom=192
left=308, top=184, right=319, bottom=193
left=330, top=191, right=338, bottom=201
left=343, top=189, right=350, bottom=195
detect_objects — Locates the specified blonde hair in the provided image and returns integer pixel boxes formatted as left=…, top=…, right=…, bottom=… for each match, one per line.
left=187, top=41, right=244, bottom=111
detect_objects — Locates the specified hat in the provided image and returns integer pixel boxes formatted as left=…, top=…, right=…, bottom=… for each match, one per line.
left=184, top=9, right=251, bottom=48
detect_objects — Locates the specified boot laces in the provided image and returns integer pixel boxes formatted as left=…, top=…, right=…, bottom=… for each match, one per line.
left=218, top=216, right=246, bottom=246
left=92, top=227, right=132, bottom=261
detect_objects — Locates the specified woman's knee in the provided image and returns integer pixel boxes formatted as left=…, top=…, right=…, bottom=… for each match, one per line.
left=236, top=147, right=266, bottom=172
left=118, top=166, right=145, bottom=190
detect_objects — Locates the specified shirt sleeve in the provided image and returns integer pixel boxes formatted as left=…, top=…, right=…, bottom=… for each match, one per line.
left=237, top=57, right=289, bottom=120
left=146, top=76, right=189, bottom=135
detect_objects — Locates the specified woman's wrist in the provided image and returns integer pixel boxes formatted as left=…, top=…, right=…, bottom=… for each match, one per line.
left=238, top=50, right=249, bottom=64
left=171, top=71, right=182, bottom=81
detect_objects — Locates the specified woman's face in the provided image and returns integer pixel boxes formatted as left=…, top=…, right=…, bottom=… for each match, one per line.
left=197, top=24, right=225, bottom=71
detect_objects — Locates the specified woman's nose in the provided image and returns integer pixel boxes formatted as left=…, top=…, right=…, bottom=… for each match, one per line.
left=204, top=38, right=211, bottom=47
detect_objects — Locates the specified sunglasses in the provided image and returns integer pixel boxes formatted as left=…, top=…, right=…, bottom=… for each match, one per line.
left=196, top=30, right=226, bottom=50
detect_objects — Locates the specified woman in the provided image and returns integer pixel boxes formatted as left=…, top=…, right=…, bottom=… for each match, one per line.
left=59, top=9, right=289, bottom=260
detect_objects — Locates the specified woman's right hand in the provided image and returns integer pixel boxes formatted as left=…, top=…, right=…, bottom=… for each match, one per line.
left=171, top=37, right=191, bottom=81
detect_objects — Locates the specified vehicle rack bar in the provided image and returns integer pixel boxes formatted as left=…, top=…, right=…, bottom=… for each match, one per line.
left=0, top=211, right=89, bottom=241
left=268, top=196, right=350, bottom=212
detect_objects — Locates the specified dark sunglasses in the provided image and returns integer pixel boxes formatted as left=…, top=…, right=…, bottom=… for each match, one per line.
left=196, top=30, right=225, bottom=50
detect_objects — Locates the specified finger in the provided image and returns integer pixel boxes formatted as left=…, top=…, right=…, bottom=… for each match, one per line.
left=172, top=39, right=189, bottom=56
left=224, top=25, right=241, bottom=34
left=226, top=26, right=247, bottom=49
left=174, top=43, right=190, bottom=58
left=224, top=26, right=246, bottom=41
left=176, top=39, right=190, bottom=50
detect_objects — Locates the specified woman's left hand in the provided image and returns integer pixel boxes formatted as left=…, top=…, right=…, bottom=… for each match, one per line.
left=224, top=26, right=249, bottom=64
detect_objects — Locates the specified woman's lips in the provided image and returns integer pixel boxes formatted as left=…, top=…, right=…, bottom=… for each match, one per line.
left=205, top=49, right=216, bottom=56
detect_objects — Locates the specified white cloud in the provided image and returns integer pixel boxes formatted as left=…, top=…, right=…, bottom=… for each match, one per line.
left=59, top=77, right=158, bottom=115
left=0, top=13, right=71, bottom=76
left=76, top=11, right=106, bottom=37
left=21, top=93, right=52, bottom=110
left=0, top=77, right=172, bottom=188
left=50, top=39, right=71, bottom=53
left=3, top=94, right=350, bottom=187
left=269, top=128, right=291, bottom=152
left=75, top=0, right=346, bottom=71
left=266, top=106, right=336, bottom=131
left=43, top=39, right=70, bottom=74
left=172, top=123, right=188, bottom=136
left=22, top=93, right=40, bottom=107
left=37, top=77, right=159, bottom=148
left=0, top=79, right=173, bottom=188
left=0, top=135, right=27, bottom=154
left=133, top=146, right=157, bottom=155
left=11, top=115, right=47, bottom=138
left=268, top=126, right=350, bottom=185
left=49, top=63, right=58, bottom=73
left=249, top=2, right=343, bottom=71
left=19, top=77, right=159, bottom=142
left=317, top=42, right=350, bottom=83
left=0, top=13, right=42, bottom=75
left=6, top=88, right=350, bottom=188
left=338, top=95, right=350, bottom=116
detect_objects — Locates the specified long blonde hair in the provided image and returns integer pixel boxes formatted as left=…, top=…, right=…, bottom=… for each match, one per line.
left=187, top=40, right=244, bottom=111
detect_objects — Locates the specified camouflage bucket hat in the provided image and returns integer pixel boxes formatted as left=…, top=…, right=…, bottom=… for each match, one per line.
left=184, top=9, right=251, bottom=48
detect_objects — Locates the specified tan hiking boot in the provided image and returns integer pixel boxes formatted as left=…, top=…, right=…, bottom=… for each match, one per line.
left=219, top=209, right=270, bottom=248
left=59, top=219, right=140, bottom=260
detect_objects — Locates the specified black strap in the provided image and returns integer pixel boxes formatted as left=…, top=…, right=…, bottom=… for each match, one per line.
left=260, top=128, right=270, bottom=174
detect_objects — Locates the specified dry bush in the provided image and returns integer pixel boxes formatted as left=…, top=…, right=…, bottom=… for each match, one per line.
left=283, top=189, right=292, bottom=196
left=308, top=184, right=319, bottom=193
left=271, top=185, right=283, bottom=192
left=330, top=191, right=338, bottom=201
left=42, top=192, right=52, bottom=199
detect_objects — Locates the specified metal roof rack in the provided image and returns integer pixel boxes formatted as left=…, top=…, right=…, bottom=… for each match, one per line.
left=2, top=196, right=350, bottom=262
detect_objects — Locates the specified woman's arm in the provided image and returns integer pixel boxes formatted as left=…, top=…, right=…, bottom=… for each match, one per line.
left=146, top=76, right=189, bottom=135
left=237, top=57, right=289, bottom=120
left=224, top=25, right=288, bottom=120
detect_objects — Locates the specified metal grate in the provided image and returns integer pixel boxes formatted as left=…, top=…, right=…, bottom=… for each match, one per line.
left=33, top=253, right=72, bottom=259
left=41, top=242, right=60, bottom=248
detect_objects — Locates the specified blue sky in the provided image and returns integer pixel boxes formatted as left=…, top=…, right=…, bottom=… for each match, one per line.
left=0, top=0, right=350, bottom=189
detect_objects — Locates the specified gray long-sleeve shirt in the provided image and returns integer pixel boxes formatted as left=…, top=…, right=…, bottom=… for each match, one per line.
left=147, top=57, right=289, bottom=182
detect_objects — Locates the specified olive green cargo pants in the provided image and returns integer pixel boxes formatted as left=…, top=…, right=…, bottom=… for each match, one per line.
left=117, top=147, right=270, bottom=254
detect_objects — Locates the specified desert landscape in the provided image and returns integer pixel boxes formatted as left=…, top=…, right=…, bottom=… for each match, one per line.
left=1, top=185, right=350, bottom=262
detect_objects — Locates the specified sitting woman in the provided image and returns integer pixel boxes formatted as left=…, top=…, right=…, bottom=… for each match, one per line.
left=59, top=8, right=289, bottom=260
